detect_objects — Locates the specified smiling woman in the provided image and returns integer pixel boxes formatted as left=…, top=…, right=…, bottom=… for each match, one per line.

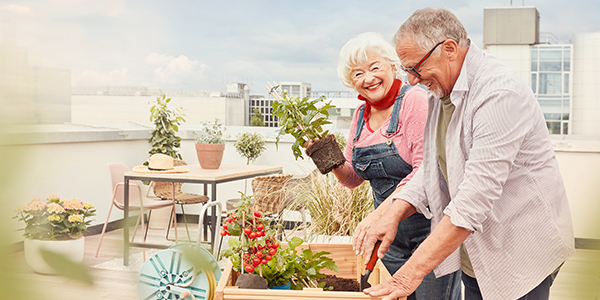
left=330, top=32, right=462, bottom=300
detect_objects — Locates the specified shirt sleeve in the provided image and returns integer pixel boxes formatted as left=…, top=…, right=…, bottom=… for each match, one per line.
left=443, top=88, right=533, bottom=232
left=394, top=166, right=431, bottom=218
left=397, top=87, right=428, bottom=187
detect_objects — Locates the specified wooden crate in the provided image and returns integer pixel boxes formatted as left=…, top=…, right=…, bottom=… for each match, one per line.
left=215, top=243, right=405, bottom=300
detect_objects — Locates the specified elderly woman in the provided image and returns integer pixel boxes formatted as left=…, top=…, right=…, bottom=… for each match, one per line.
left=332, top=32, right=460, bottom=300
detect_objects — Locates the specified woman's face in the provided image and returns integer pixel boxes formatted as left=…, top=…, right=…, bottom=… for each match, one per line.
left=351, top=49, right=395, bottom=103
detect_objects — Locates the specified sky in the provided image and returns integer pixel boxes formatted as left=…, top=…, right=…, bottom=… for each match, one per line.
left=1, top=0, right=599, bottom=96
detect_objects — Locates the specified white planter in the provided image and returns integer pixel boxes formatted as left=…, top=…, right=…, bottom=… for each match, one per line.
left=24, top=238, right=85, bottom=274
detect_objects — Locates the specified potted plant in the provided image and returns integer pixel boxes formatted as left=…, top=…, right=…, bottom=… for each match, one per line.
left=220, top=193, right=338, bottom=290
left=234, top=132, right=267, bottom=165
left=269, top=84, right=345, bottom=174
left=148, top=93, right=186, bottom=160
left=234, top=132, right=267, bottom=193
left=12, top=195, right=96, bottom=274
left=193, top=118, right=226, bottom=169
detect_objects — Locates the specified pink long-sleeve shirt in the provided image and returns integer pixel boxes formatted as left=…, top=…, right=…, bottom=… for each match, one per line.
left=340, top=85, right=428, bottom=189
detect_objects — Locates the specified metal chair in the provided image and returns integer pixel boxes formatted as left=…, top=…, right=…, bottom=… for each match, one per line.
left=95, top=162, right=177, bottom=257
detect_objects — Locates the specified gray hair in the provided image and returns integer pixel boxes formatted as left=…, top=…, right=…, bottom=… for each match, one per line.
left=337, top=32, right=403, bottom=89
left=393, top=7, right=468, bottom=56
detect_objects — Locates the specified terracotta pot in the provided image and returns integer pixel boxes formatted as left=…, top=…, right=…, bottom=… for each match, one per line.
left=306, top=134, right=346, bottom=174
left=195, top=143, right=225, bottom=169
left=24, top=238, right=85, bottom=274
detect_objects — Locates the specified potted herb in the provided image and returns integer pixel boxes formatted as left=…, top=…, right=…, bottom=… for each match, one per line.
left=12, top=195, right=96, bottom=274
left=220, top=193, right=338, bottom=290
left=193, top=118, right=226, bottom=169
left=269, top=83, right=346, bottom=174
left=148, top=94, right=186, bottom=160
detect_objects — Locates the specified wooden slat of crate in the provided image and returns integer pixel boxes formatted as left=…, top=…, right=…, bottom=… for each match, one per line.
left=214, top=243, right=406, bottom=300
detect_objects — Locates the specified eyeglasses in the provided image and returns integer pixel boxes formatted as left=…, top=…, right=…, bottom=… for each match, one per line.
left=400, top=40, right=446, bottom=78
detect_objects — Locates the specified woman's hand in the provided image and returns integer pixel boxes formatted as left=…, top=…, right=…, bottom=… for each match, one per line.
left=352, top=210, right=383, bottom=254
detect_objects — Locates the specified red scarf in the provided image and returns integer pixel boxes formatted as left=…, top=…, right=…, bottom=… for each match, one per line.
left=357, top=78, right=402, bottom=123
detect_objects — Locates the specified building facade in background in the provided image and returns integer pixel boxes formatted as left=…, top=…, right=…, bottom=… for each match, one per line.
left=0, top=20, right=71, bottom=126
left=483, top=6, right=599, bottom=136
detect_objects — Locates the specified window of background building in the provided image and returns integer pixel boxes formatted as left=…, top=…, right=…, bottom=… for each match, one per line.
left=531, top=44, right=572, bottom=135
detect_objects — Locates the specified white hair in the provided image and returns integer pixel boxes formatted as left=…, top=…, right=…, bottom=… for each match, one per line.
left=393, top=7, right=468, bottom=55
left=337, top=32, right=402, bottom=89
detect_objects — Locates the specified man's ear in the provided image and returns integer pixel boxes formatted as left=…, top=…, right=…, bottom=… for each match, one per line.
left=444, top=39, right=459, bottom=62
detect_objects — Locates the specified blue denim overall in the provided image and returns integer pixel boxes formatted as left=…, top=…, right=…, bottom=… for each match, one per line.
left=352, top=84, right=461, bottom=300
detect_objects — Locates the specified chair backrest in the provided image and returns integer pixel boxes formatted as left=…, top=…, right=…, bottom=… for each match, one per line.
left=107, top=162, right=142, bottom=209
left=152, top=159, right=187, bottom=198
left=252, top=173, right=293, bottom=214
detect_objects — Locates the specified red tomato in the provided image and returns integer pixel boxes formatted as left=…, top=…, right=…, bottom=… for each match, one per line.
left=243, top=227, right=252, bottom=235
left=245, top=265, right=254, bottom=273
left=256, top=224, right=264, bottom=231
left=261, top=259, right=267, bottom=265
left=271, top=242, right=279, bottom=249
left=253, top=258, right=261, bottom=266
left=269, top=248, right=277, bottom=255
left=266, top=255, right=272, bottom=261
left=249, top=232, right=257, bottom=239
left=256, top=252, right=263, bottom=258
left=253, top=210, right=262, bottom=218
left=220, top=230, right=227, bottom=236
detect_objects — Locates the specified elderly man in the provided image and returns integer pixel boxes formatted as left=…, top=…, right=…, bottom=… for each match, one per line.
left=360, top=7, right=575, bottom=300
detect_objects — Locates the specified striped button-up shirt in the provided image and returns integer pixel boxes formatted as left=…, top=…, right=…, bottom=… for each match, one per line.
left=396, top=41, right=575, bottom=300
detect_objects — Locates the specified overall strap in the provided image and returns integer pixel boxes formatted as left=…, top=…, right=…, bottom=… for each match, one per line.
left=353, top=105, right=366, bottom=143
left=385, top=84, right=414, bottom=136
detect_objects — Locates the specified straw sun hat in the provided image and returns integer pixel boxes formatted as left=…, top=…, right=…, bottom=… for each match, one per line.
left=132, top=154, right=190, bottom=173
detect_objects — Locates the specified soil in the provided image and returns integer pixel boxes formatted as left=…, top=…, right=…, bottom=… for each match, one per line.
left=306, top=134, right=346, bottom=174
left=317, top=274, right=368, bottom=292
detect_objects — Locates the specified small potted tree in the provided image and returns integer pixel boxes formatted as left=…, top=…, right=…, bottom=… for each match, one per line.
left=193, top=118, right=226, bottom=169
left=148, top=94, right=186, bottom=160
left=269, top=83, right=346, bottom=174
left=234, top=132, right=267, bottom=193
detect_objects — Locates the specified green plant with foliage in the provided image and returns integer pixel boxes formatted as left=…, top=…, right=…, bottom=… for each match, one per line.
left=194, top=118, right=226, bottom=144
left=148, top=94, right=186, bottom=159
left=12, top=195, right=96, bottom=241
left=220, top=193, right=338, bottom=289
left=234, top=132, right=266, bottom=165
left=250, top=108, right=265, bottom=127
left=272, top=90, right=335, bottom=160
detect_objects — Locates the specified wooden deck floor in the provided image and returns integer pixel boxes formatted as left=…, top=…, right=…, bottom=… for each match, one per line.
left=4, top=224, right=600, bottom=300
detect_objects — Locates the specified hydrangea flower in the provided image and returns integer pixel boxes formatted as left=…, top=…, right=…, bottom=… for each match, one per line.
left=47, top=203, right=66, bottom=214
left=27, top=198, right=46, bottom=211
left=63, top=198, right=84, bottom=211
left=12, top=205, right=27, bottom=214
left=68, top=214, right=84, bottom=223
left=46, top=195, right=61, bottom=201
left=13, top=195, right=96, bottom=241
left=48, top=214, right=61, bottom=222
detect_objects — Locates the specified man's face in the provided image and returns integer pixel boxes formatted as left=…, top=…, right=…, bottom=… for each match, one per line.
left=396, top=38, right=451, bottom=99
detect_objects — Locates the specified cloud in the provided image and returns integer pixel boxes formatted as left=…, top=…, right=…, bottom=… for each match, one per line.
left=0, top=4, right=31, bottom=14
left=146, top=53, right=209, bottom=86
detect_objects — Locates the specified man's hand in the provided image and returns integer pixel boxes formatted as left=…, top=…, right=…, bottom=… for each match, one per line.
left=352, top=210, right=382, bottom=254
left=363, top=268, right=423, bottom=300
left=359, top=199, right=414, bottom=263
